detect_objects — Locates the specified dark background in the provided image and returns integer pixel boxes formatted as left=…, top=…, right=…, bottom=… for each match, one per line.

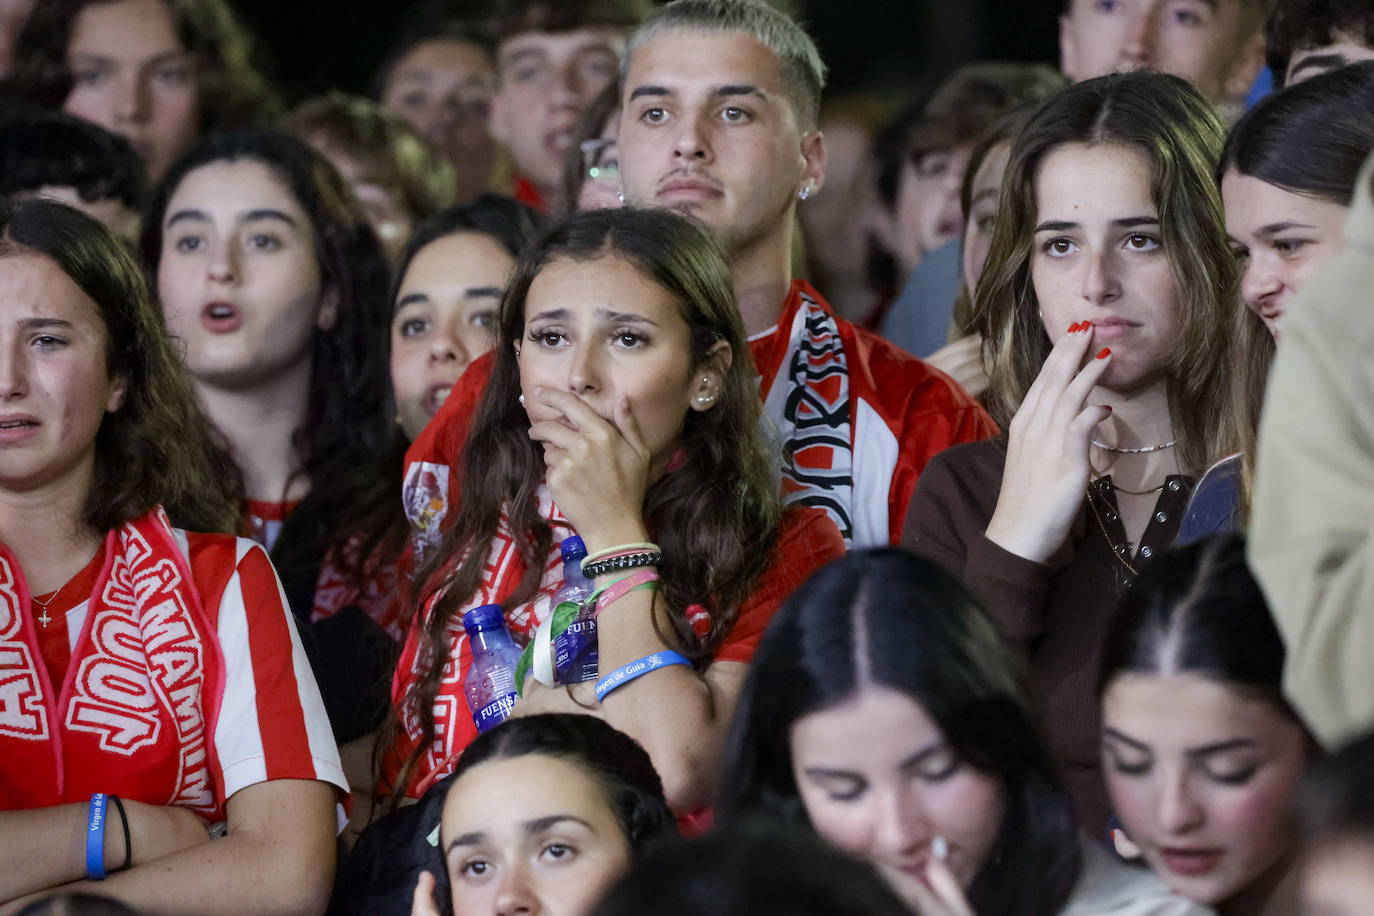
left=230, top=0, right=1065, bottom=103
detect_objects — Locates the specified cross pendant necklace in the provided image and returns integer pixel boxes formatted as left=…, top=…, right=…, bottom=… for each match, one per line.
left=32, top=581, right=70, bottom=630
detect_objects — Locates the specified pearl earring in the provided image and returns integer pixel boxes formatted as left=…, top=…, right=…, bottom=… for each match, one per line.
left=617, top=190, right=625, bottom=204
left=518, top=394, right=526, bottom=405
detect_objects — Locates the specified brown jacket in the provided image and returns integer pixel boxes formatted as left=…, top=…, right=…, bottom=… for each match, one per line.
left=902, top=438, right=1190, bottom=837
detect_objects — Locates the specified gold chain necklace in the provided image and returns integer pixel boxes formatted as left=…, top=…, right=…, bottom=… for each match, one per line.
left=1085, top=484, right=1139, bottom=579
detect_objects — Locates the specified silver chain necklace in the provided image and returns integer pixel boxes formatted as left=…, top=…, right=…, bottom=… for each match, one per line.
left=1091, top=439, right=1177, bottom=455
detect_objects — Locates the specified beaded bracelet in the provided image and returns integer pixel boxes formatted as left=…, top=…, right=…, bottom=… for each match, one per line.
left=86, top=793, right=108, bottom=880
left=595, top=650, right=692, bottom=702
left=582, top=551, right=662, bottom=579
left=582, top=541, right=661, bottom=567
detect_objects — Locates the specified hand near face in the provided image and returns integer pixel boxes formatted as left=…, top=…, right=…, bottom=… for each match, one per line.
left=410, top=871, right=442, bottom=916
left=907, top=854, right=977, bottom=916
left=984, top=322, right=1113, bottom=563
left=527, top=388, right=652, bottom=550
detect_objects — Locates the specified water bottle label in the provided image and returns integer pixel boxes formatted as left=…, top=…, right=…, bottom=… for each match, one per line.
left=554, top=618, right=599, bottom=685
left=472, top=692, right=517, bottom=733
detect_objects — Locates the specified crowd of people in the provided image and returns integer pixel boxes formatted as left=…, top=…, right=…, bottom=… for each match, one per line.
left=0, top=0, right=1372, bottom=914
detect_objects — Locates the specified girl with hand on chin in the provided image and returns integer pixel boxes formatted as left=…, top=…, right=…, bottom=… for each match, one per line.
left=717, top=549, right=1209, bottom=916
left=0, top=199, right=345, bottom=915
left=1100, top=534, right=1312, bottom=915
left=377, top=207, right=845, bottom=817
left=902, top=71, right=1235, bottom=838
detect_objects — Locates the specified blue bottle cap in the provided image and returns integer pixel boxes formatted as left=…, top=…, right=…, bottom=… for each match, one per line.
left=462, top=604, right=506, bottom=635
left=560, top=536, right=587, bottom=563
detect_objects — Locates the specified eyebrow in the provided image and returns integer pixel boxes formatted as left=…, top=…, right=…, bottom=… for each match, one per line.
left=1254, top=220, right=1320, bottom=238
left=1103, top=727, right=1149, bottom=752
left=972, top=187, right=999, bottom=207
left=1034, top=216, right=1159, bottom=233
left=501, top=47, right=550, bottom=67
left=1103, top=728, right=1257, bottom=757
left=396, top=287, right=504, bottom=310
left=802, top=741, right=948, bottom=781
left=164, top=208, right=298, bottom=230
left=70, top=49, right=186, bottom=66
left=528, top=307, right=659, bottom=326
left=17, top=318, right=75, bottom=331
left=444, top=815, right=595, bottom=853
left=627, top=85, right=768, bottom=103
left=1289, top=52, right=1349, bottom=81
left=1184, top=738, right=1258, bottom=757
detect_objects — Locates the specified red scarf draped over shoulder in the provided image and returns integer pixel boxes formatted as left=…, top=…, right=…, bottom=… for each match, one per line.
left=0, top=509, right=226, bottom=818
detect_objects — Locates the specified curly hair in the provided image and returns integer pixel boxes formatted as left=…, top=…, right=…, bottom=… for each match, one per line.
left=5, top=0, right=280, bottom=132
left=0, top=197, right=239, bottom=533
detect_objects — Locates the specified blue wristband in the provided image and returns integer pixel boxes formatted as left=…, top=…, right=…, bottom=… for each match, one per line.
left=595, top=651, right=692, bottom=702
left=86, top=793, right=108, bottom=880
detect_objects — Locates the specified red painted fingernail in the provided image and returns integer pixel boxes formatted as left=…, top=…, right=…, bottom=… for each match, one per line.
left=1096, top=347, right=1111, bottom=359
left=1104, top=405, right=1113, bottom=411
left=1068, top=322, right=1081, bottom=333
left=1081, top=320, right=1092, bottom=330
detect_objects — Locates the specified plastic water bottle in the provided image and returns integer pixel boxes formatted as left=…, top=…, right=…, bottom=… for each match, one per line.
left=463, top=604, right=523, bottom=733
left=552, top=536, right=599, bottom=685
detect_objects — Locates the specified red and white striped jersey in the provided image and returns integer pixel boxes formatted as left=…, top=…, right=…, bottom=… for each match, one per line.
left=0, top=513, right=347, bottom=821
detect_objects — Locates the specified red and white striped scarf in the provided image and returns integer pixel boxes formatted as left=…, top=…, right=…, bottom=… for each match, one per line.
left=0, top=508, right=225, bottom=817
left=757, top=283, right=856, bottom=546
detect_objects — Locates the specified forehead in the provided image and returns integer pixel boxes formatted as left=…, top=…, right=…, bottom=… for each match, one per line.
left=498, top=26, right=625, bottom=65
left=1102, top=672, right=1291, bottom=745
left=168, top=159, right=301, bottom=214
left=1066, top=0, right=1238, bottom=20
left=442, top=754, right=616, bottom=834
left=790, top=685, right=945, bottom=764
left=626, top=29, right=786, bottom=96
left=1035, top=142, right=1155, bottom=213
left=402, top=231, right=515, bottom=284
left=393, top=38, right=494, bottom=80
left=69, top=0, right=182, bottom=57
left=0, top=251, right=105, bottom=326
left=525, top=253, right=682, bottom=318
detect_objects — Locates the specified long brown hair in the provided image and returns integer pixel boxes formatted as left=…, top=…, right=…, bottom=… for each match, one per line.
left=392, top=207, right=782, bottom=796
left=975, top=71, right=1235, bottom=476
left=0, top=198, right=240, bottom=533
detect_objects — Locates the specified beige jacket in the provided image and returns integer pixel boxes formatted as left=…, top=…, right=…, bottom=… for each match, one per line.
left=1248, top=151, right=1374, bottom=749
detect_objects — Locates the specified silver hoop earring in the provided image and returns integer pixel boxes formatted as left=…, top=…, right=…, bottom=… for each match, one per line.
left=695, top=393, right=716, bottom=406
